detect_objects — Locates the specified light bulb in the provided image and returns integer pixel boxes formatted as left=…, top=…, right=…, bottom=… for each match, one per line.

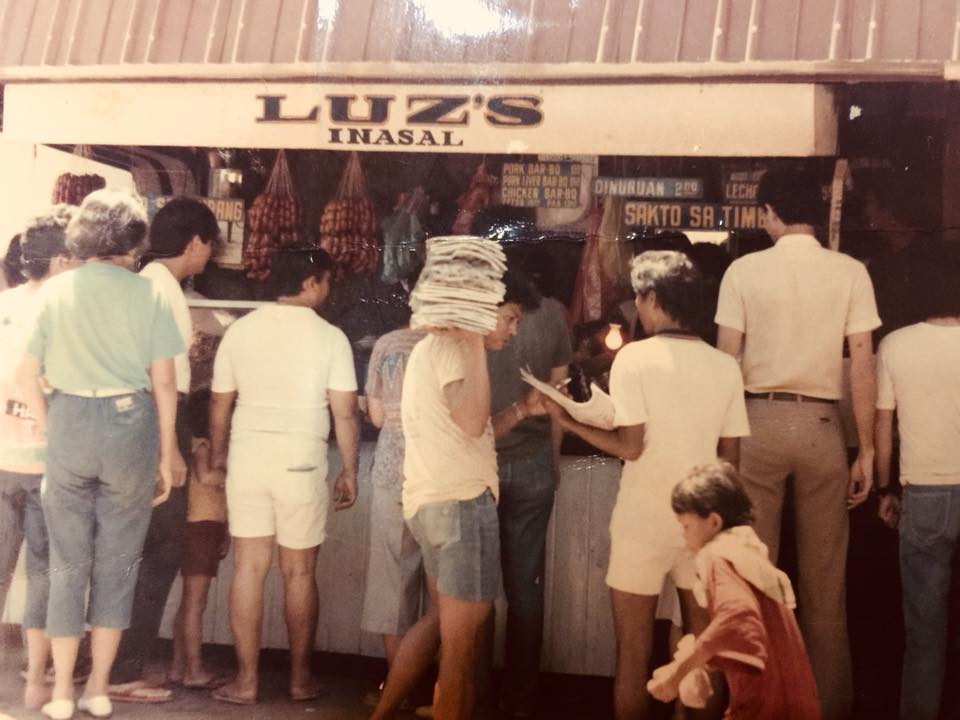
left=604, top=323, right=624, bottom=351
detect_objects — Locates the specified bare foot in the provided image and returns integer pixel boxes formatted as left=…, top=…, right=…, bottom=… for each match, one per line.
left=181, top=670, right=230, bottom=689
left=289, top=676, right=324, bottom=701
left=167, top=663, right=185, bottom=686
left=212, top=678, right=258, bottom=706
left=24, top=681, right=52, bottom=710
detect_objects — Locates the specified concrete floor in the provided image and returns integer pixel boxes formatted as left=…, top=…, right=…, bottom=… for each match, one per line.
left=0, top=638, right=616, bottom=720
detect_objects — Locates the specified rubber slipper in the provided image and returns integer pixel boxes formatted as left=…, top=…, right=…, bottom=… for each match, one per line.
left=106, top=684, right=173, bottom=704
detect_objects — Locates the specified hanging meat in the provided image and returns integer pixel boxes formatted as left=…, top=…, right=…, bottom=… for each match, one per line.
left=451, top=161, right=498, bottom=234
left=51, top=173, right=106, bottom=205
left=319, top=152, right=380, bottom=280
left=243, top=150, right=301, bottom=281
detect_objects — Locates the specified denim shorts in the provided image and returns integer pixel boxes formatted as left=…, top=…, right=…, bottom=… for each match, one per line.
left=406, top=489, right=500, bottom=603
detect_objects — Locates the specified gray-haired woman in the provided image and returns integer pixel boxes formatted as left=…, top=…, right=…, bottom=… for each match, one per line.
left=17, top=189, right=183, bottom=720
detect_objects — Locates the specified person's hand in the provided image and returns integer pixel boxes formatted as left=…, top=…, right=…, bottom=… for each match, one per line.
left=217, top=533, right=231, bottom=560
left=522, top=388, right=547, bottom=417
left=878, top=493, right=902, bottom=530
left=647, top=662, right=682, bottom=703
left=333, top=469, right=358, bottom=510
left=170, top=447, right=188, bottom=488
left=541, top=395, right=566, bottom=421
left=847, top=447, right=875, bottom=509
left=201, top=467, right=227, bottom=487
left=152, top=461, right=173, bottom=507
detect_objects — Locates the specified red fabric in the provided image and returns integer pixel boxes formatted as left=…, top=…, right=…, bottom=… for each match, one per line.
left=695, top=556, right=821, bottom=720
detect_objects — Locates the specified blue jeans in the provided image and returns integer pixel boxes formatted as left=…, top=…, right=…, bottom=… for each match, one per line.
left=496, top=443, right=556, bottom=711
left=899, top=483, right=960, bottom=720
left=0, top=471, right=48, bottom=629
left=42, top=391, right=158, bottom=637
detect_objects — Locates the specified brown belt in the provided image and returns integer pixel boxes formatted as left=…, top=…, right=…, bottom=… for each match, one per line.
left=745, top=391, right=837, bottom=405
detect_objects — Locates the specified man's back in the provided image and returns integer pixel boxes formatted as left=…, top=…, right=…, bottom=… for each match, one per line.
left=877, top=322, right=960, bottom=484
left=716, top=234, right=879, bottom=398
left=212, top=304, right=356, bottom=437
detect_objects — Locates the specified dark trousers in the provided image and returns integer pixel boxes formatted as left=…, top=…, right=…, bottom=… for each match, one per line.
left=110, top=398, right=190, bottom=684
left=496, top=444, right=556, bottom=711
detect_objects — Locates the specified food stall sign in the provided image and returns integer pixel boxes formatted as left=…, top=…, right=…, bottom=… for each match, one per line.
left=593, top=177, right=703, bottom=199
left=147, top=195, right=245, bottom=269
left=623, top=202, right=765, bottom=231
left=2, top=82, right=837, bottom=157
left=501, top=161, right=582, bottom=209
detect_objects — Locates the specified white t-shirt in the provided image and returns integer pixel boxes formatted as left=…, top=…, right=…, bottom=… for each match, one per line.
left=141, top=262, right=192, bottom=393
left=609, top=336, right=750, bottom=541
left=715, top=234, right=881, bottom=398
left=876, top=322, right=960, bottom=486
left=212, top=304, right=357, bottom=438
left=401, top=333, right=498, bottom=519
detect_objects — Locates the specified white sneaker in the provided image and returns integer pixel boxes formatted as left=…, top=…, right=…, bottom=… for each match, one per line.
left=40, top=698, right=74, bottom=720
left=77, top=695, right=112, bottom=718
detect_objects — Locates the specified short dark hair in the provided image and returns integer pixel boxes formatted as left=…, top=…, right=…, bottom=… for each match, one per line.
left=630, top=250, right=701, bottom=330
left=186, top=389, right=211, bottom=439
left=3, top=235, right=25, bottom=287
left=671, top=462, right=754, bottom=529
left=912, top=241, right=960, bottom=319
left=21, top=205, right=75, bottom=280
left=757, top=167, right=826, bottom=227
left=268, top=247, right=334, bottom=299
left=501, top=267, right=540, bottom=311
left=148, top=197, right=220, bottom=259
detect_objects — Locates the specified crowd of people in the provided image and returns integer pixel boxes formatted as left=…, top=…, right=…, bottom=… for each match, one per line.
left=0, top=164, right=957, bottom=720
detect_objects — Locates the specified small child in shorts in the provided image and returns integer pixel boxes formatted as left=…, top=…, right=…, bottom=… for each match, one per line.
left=169, top=390, right=229, bottom=689
left=647, top=462, right=821, bottom=719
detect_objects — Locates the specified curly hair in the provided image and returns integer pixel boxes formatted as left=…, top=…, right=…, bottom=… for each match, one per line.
left=66, top=189, right=149, bottom=260
left=20, top=204, right=75, bottom=280
left=629, top=250, right=701, bottom=330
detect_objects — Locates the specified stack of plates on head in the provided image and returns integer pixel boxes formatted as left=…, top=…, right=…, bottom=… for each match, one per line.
left=410, top=236, right=506, bottom=333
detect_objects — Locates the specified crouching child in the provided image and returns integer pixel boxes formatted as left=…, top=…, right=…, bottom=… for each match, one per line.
left=648, top=462, right=821, bottom=719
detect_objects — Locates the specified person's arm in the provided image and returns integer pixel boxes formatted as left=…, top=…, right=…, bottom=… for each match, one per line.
left=193, top=439, right=226, bottom=487
left=329, top=389, right=360, bottom=510
left=209, top=390, right=236, bottom=472
left=15, top=354, right=47, bottom=437
left=847, top=331, right=877, bottom=507
left=717, top=437, right=740, bottom=468
left=443, top=332, right=490, bottom=438
left=149, top=357, right=178, bottom=507
left=648, top=558, right=767, bottom=702
left=875, top=408, right=899, bottom=528
left=716, top=325, right=744, bottom=358
left=366, top=396, right=385, bottom=429
left=545, top=398, right=644, bottom=461
left=548, top=364, right=569, bottom=483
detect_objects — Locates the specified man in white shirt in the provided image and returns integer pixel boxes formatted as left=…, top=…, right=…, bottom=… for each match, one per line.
left=875, top=245, right=960, bottom=720
left=109, top=197, right=219, bottom=703
left=715, top=167, right=881, bottom=720
left=210, top=248, right=360, bottom=706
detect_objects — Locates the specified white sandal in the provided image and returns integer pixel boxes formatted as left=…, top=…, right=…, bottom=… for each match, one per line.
left=40, top=698, right=75, bottom=720
left=77, top=695, right=113, bottom=718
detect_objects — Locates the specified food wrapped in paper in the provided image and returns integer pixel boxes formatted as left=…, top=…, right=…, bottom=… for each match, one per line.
left=519, top=367, right=616, bottom=430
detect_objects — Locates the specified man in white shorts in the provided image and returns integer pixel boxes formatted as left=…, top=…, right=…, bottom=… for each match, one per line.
left=209, top=248, right=359, bottom=706
left=542, top=250, right=749, bottom=719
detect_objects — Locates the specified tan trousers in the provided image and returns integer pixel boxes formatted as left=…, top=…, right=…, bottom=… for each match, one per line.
left=741, top=398, right=853, bottom=720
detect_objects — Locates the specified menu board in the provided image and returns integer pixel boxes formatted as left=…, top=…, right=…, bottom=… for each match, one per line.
left=501, top=161, right=582, bottom=209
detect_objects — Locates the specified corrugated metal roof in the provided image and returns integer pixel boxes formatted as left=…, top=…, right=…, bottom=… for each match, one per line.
left=0, top=0, right=956, bottom=78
